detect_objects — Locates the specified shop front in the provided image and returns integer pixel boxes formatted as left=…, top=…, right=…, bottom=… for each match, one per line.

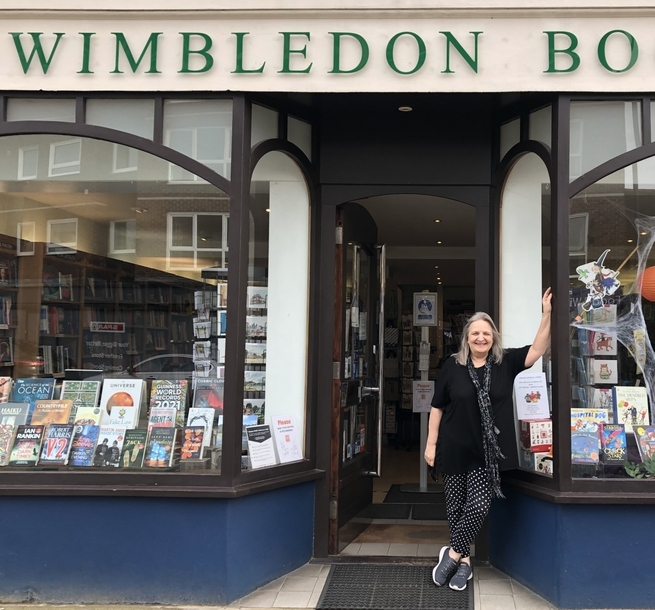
left=0, top=3, right=654, bottom=608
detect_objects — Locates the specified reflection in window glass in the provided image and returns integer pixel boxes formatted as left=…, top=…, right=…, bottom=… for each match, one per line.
left=86, top=99, right=155, bottom=140
left=500, top=118, right=520, bottom=160
left=287, top=116, right=312, bottom=161
left=164, top=99, right=233, bottom=180
left=251, top=104, right=278, bottom=147
left=570, top=101, right=642, bottom=181
left=529, top=106, right=552, bottom=148
left=244, top=152, right=310, bottom=470
left=569, top=157, right=655, bottom=479
left=18, top=146, right=39, bottom=180
left=0, top=134, right=231, bottom=474
left=7, top=98, right=75, bottom=122
left=501, top=153, right=553, bottom=477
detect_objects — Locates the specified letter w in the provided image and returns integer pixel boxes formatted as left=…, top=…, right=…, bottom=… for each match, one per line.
left=10, top=32, right=65, bottom=74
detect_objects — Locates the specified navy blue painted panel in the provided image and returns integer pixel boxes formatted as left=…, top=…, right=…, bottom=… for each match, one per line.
left=488, top=487, right=560, bottom=605
left=0, top=481, right=315, bottom=605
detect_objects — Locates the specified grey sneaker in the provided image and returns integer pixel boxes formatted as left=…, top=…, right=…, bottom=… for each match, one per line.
left=432, top=546, right=458, bottom=586
left=449, top=562, right=473, bottom=591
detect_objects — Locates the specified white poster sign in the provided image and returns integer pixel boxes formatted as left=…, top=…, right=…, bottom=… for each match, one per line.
left=413, top=293, right=438, bottom=327
left=413, top=380, right=434, bottom=413
left=271, top=414, right=303, bottom=463
left=514, top=372, right=550, bottom=420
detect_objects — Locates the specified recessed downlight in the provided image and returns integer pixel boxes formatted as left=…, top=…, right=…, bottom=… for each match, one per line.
left=434, top=219, right=441, bottom=223
left=398, top=106, right=413, bottom=112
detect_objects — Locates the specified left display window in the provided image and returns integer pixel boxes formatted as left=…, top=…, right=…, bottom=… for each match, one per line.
left=0, top=134, right=230, bottom=473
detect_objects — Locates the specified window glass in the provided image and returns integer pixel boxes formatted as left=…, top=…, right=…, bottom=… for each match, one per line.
left=569, top=156, right=655, bottom=479
left=86, top=99, right=155, bottom=140
left=501, top=153, right=553, bottom=477
left=0, top=134, right=230, bottom=474
left=7, top=98, right=75, bottom=123
left=163, top=99, right=233, bottom=180
left=244, top=152, right=311, bottom=470
left=287, top=116, right=312, bottom=161
left=529, top=106, right=552, bottom=148
left=251, top=104, right=278, bottom=148
left=500, top=118, right=520, bottom=160
left=570, top=101, right=642, bottom=181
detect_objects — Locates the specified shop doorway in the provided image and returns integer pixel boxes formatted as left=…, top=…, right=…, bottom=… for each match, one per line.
left=329, top=194, right=476, bottom=556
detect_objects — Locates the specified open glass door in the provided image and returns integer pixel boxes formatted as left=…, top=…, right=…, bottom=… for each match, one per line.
left=330, top=203, right=385, bottom=553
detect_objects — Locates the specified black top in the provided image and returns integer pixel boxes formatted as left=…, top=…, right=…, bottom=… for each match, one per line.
left=430, top=346, right=531, bottom=475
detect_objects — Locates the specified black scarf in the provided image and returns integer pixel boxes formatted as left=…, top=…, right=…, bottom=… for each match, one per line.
left=466, top=355, right=505, bottom=499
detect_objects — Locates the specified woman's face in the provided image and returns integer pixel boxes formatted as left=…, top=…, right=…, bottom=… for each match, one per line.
left=467, top=319, right=494, bottom=360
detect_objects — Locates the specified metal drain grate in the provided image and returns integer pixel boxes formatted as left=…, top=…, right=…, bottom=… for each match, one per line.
left=317, top=565, right=472, bottom=610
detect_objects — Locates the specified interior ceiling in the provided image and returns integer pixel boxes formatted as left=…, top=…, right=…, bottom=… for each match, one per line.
left=356, top=194, right=476, bottom=288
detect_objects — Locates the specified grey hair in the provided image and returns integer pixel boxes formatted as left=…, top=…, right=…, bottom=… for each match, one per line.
left=454, top=312, right=504, bottom=366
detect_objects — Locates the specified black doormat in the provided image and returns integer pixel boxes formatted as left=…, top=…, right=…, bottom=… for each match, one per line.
left=384, top=484, right=444, bottom=504
left=356, top=503, right=412, bottom=520
left=317, top=564, right=472, bottom=610
left=411, top=504, right=448, bottom=520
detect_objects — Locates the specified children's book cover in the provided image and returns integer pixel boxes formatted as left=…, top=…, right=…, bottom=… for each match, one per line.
left=94, top=426, right=127, bottom=467
left=591, top=331, right=618, bottom=356
left=144, top=427, right=176, bottom=468
left=633, top=425, right=655, bottom=462
left=10, top=378, right=56, bottom=419
left=592, top=388, right=615, bottom=413
left=613, top=386, right=649, bottom=433
left=187, top=407, right=215, bottom=448
left=0, top=377, right=12, bottom=403
left=120, top=428, right=148, bottom=468
left=39, top=423, right=75, bottom=466
left=0, top=423, right=15, bottom=466
left=192, top=378, right=224, bottom=413
left=592, top=359, right=618, bottom=385
left=180, top=426, right=204, bottom=460
left=571, top=430, right=600, bottom=464
left=0, top=402, right=31, bottom=426
left=98, top=379, right=145, bottom=425
left=599, top=423, right=627, bottom=464
left=30, top=400, right=72, bottom=425
left=61, top=380, right=101, bottom=424
left=8, top=424, right=45, bottom=466
left=69, top=425, right=100, bottom=467
left=571, top=408, right=609, bottom=433
left=150, top=380, right=188, bottom=427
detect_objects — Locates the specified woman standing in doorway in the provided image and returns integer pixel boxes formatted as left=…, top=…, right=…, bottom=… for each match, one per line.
left=424, top=288, right=552, bottom=591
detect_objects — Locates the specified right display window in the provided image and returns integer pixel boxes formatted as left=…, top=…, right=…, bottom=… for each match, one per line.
left=569, top=157, right=655, bottom=478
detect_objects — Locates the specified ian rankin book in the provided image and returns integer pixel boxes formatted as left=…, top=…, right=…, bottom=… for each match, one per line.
left=8, top=425, right=45, bottom=466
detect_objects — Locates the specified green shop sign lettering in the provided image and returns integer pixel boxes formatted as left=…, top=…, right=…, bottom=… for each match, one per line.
left=6, top=29, right=646, bottom=76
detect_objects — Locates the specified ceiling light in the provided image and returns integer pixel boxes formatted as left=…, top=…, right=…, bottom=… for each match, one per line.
left=398, top=106, right=413, bottom=112
left=628, top=239, right=634, bottom=243
left=434, top=219, right=441, bottom=223
left=641, top=232, right=648, bottom=235
left=437, top=241, right=442, bottom=244
left=265, top=208, right=270, bottom=212
left=434, top=265, right=439, bottom=269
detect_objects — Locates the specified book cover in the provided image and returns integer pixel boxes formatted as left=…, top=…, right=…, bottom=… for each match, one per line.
left=120, top=428, right=148, bottom=468
left=98, top=379, right=145, bottom=424
left=72, top=406, right=103, bottom=426
left=0, top=377, right=12, bottom=402
left=571, top=430, right=600, bottom=464
left=107, top=406, right=139, bottom=428
left=30, top=400, right=72, bottom=425
left=633, top=425, right=655, bottom=462
left=571, top=408, right=609, bottom=433
left=180, top=426, right=204, bottom=460
left=147, top=407, right=176, bottom=431
left=11, top=378, right=56, bottom=419
left=144, top=427, right=176, bottom=468
left=192, top=378, right=224, bottom=413
left=69, top=425, right=100, bottom=467
left=150, top=380, right=188, bottom=427
left=592, top=388, right=615, bottom=413
left=39, top=423, right=75, bottom=466
left=94, top=425, right=127, bottom=467
left=613, top=386, right=649, bottom=433
left=8, top=424, right=45, bottom=466
left=0, top=402, right=31, bottom=426
left=60, top=380, right=101, bottom=424
left=600, top=423, right=627, bottom=464
left=187, top=407, right=215, bottom=448
left=0, top=423, right=15, bottom=466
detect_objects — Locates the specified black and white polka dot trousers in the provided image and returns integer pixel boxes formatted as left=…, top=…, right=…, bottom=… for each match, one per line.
left=442, top=467, right=494, bottom=558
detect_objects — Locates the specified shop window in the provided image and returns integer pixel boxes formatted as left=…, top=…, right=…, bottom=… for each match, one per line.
left=0, top=134, right=230, bottom=475
left=569, top=156, right=655, bottom=479
left=47, top=218, right=78, bottom=255
left=244, top=152, right=310, bottom=470
left=7, top=98, right=75, bottom=123
left=86, top=99, right=155, bottom=140
left=529, top=106, right=552, bottom=148
left=569, top=101, right=642, bottom=181
left=163, top=100, right=232, bottom=180
left=109, top=220, right=136, bottom=254
left=48, top=139, right=82, bottom=177
left=287, top=116, right=312, bottom=161
left=18, top=146, right=39, bottom=180
left=251, top=104, right=279, bottom=148
left=500, top=118, right=520, bottom=159
left=500, top=153, right=553, bottom=476
left=167, top=213, right=228, bottom=270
